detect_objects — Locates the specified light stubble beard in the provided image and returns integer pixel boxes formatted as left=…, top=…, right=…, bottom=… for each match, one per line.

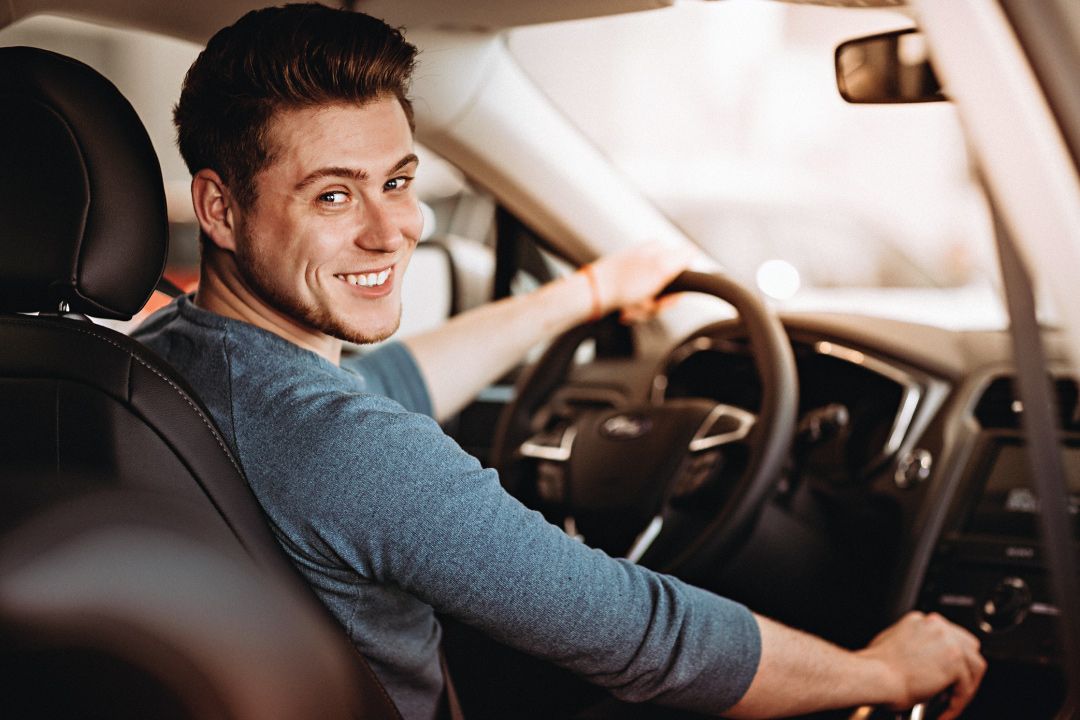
left=234, top=236, right=402, bottom=346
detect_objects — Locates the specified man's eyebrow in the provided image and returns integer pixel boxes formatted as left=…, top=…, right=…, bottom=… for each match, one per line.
left=390, top=153, right=420, bottom=174
left=293, top=154, right=419, bottom=192
left=294, top=167, right=367, bottom=191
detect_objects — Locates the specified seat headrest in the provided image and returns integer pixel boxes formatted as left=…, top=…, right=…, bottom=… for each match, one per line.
left=0, top=47, right=168, bottom=320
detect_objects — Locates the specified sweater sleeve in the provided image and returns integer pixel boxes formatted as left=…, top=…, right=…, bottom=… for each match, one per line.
left=281, top=393, right=762, bottom=714
left=340, top=342, right=433, bottom=418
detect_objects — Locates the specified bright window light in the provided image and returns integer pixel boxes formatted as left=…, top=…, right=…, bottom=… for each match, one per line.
left=756, top=259, right=801, bottom=300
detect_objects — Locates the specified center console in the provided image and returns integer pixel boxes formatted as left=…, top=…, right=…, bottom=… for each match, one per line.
left=916, top=429, right=1074, bottom=716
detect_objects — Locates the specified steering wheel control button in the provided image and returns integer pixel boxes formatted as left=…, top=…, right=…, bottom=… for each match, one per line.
left=977, top=576, right=1032, bottom=633
left=673, top=450, right=723, bottom=499
left=894, top=448, right=932, bottom=489
left=536, top=462, right=567, bottom=503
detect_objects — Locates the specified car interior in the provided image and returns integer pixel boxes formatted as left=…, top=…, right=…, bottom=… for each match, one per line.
left=1, top=1, right=1079, bottom=719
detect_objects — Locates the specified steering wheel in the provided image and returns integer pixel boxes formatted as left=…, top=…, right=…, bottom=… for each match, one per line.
left=491, top=270, right=799, bottom=580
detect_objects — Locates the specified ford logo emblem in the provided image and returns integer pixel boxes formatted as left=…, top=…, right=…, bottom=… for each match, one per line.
left=601, top=413, right=653, bottom=440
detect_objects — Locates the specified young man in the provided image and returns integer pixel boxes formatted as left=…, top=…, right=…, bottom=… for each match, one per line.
left=135, top=4, right=985, bottom=719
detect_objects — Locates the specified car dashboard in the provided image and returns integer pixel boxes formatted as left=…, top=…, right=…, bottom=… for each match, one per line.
left=505, top=310, right=1075, bottom=716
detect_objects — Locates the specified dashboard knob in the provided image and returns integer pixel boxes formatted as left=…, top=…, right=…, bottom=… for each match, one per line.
left=977, top=576, right=1032, bottom=633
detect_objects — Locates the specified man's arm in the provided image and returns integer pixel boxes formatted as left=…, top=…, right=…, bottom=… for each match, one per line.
left=728, top=611, right=987, bottom=720
left=403, top=241, right=697, bottom=421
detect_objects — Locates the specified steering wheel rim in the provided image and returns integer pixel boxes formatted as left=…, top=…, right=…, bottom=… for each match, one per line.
left=491, top=270, right=799, bottom=579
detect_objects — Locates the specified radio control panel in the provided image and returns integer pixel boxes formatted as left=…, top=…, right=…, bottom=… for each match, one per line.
left=918, top=536, right=1064, bottom=664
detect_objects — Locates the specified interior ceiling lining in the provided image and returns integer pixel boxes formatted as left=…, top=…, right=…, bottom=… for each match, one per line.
left=350, top=0, right=673, bottom=31
left=7, top=0, right=674, bottom=41
left=776, top=0, right=906, bottom=7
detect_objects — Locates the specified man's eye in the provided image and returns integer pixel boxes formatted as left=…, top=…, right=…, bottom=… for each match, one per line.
left=384, top=176, right=413, bottom=191
left=318, top=191, right=349, bottom=205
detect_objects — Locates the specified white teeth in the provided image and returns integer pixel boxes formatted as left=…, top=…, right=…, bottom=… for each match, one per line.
left=340, top=270, right=391, bottom=287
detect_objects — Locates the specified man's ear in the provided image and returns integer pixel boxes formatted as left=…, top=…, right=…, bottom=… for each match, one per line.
left=191, top=169, right=239, bottom=252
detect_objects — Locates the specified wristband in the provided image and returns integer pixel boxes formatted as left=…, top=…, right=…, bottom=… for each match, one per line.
left=581, top=264, right=603, bottom=322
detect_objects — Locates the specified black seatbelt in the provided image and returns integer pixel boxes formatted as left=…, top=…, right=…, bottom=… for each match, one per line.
left=155, top=275, right=185, bottom=298
left=995, top=213, right=1080, bottom=713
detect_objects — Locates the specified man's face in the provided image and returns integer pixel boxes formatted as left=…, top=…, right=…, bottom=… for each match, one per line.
left=232, top=97, right=422, bottom=345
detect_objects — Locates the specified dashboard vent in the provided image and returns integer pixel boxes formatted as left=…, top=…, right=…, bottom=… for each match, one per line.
left=974, top=376, right=1080, bottom=429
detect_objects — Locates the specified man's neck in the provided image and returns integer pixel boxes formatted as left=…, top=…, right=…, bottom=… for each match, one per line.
left=194, top=258, right=343, bottom=365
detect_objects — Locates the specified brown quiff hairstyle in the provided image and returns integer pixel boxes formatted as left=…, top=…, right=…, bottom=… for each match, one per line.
left=174, top=3, right=417, bottom=209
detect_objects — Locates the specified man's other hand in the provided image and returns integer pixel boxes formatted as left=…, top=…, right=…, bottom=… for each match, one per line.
left=857, top=611, right=987, bottom=720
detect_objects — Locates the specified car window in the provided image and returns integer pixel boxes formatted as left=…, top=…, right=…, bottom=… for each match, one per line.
left=507, top=1, right=1006, bottom=330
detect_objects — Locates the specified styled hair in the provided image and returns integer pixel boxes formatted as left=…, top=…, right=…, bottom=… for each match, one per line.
left=174, top=3, right=417, bottom=209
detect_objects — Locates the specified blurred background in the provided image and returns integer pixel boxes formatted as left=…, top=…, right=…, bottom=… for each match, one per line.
left=0, top=0, right=1004, bottom=330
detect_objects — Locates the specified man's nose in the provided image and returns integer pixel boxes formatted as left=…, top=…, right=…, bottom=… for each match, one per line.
left=354, top=197, right=404, bottom=252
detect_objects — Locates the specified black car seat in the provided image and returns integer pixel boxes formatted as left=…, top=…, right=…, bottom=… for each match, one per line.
left=0, top=488, right=364, bottom=719
left=0, top=46, right=401, bottom=719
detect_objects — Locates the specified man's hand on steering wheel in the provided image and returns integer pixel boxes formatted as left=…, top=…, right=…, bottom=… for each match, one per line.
left=577, top=240, right=701, bottom=322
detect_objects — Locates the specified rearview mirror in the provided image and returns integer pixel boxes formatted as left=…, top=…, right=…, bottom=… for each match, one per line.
left=835, top=29, right=946, bottom=104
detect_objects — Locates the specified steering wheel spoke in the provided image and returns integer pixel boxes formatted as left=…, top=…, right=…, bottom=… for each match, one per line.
left=519, top=425, right=577, bottom=462
left=688, top=403, right=756, bottom=452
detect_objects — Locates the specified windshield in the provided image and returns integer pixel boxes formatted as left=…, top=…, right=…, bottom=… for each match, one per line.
left=508, top=1, right=1004, bottom=329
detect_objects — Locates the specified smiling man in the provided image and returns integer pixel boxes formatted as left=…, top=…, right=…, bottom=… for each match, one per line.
left=193, top=99, right=421, bottom=355
left=134, top=4, right=984, bottom=720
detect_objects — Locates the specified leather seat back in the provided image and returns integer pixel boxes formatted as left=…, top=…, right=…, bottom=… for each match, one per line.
left=0, top=46, right=400, bottom=719
left=0, top=490, right=362, bottom=719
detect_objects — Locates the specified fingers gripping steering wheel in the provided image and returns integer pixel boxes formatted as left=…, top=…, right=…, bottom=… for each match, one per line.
left=491, top=271, right=799, bottom=579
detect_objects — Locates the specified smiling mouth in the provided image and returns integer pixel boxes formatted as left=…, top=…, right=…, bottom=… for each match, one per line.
left=336, top=268, right=392, bottom=288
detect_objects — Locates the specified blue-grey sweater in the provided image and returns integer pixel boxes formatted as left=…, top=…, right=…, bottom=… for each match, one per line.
left=133, top=295, right=760, bottom=719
